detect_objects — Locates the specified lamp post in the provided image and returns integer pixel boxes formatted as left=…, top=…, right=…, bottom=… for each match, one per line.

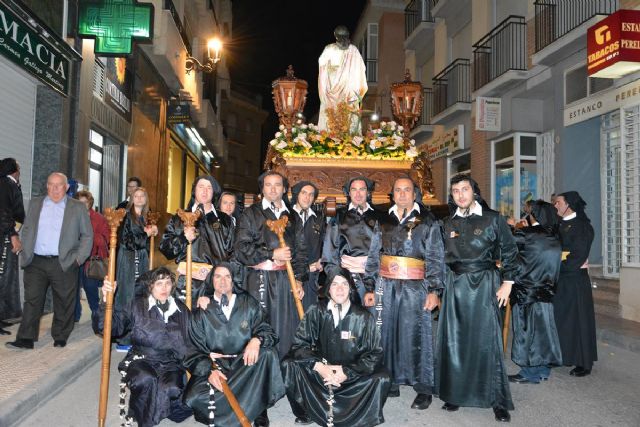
left=390, top=69, right=423, bottom=141
left=272, top=65, right=308, bottom=131
left=186, top=37, right=222, bottom=74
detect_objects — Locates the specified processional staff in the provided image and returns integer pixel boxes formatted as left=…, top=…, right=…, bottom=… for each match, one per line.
left=177, top=209, right=201, bottom=310
left=266, top=216, right=305, bottom=320
left=146, top=211, right=161, bottom=269
left=98, top=207, right=126, bottom=427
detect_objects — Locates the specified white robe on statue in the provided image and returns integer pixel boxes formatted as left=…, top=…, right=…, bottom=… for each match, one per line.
left=318, top=43, right=367, bottom=135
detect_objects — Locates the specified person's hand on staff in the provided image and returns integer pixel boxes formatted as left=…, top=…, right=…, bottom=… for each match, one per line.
left=292, top=281, right=305, bottom=300
left=243, top=337, right=261, bottom=366
left=197, top=296, right=211, bottom=310
left=424, top=293, right=440, bottom=311
left=496, top=281, right=512, bottom=307
left=184, top=226, right=198, bottom=243
left=309, top=259, right=323, bottom=273
left=144, top=224, right=158, bottom=237
left=273, top=246, right=292, bottom=264
left=102, top=278, right=117, bottom=302
left=208, top=369, right=227, bottom=392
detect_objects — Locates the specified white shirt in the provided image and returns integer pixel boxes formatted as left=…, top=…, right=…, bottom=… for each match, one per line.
left=453, top=201, right=483, bottom=218
left=214, top=293, right=237, bottom=320
left=327, top=299, right=350, bottom=327
left=192, top=202, right=217, bottom=217
left=562, top=212, right=577, bottom=221
left=148, top=295, right=180, bottom=323
left=348, top=202, right=373, bottom=214
left=293, top=204, right=316, bottom=225
left=261, top=198, right=289, bottom=219
left=389, top=202, right=420, bottom=223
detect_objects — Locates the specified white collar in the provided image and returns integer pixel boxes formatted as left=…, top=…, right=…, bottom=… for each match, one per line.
left=348, top=202, right=372, bottom=213
left=563, top=212, right=577, bottom=221
left=327, top=299, right=350, bottom=327
left=192, top=202, right=217, bottom=217
left=7, top=175, right=17, bottom=184
left=389, top=202, right=420, bottom=222
left=293, top=204, right=317, bottom=218
left=531, top=221, right=540, bottom=226
left=453, top=201, right=483, bottom=218
left=147, top=295, right=180, bottom=323
left=213, top=293, right=236, bottom=320
left=262, top=198, right=289, bottom=215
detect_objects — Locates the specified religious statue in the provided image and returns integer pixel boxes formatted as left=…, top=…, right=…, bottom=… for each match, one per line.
left=318, top=25, right=368, bottom=136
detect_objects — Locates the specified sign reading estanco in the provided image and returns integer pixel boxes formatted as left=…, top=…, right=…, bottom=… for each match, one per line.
left=0, top=2, right=71, bottom=96
left=588, top=9, right=640, bottom=78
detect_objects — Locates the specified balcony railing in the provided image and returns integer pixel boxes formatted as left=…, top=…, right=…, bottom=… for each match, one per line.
left=433, top=59, right=470, bottom=117
left=419, top=87, right=433, bottom=126
left=366, top=59, right=378, bottom=83
left=473, top=16, right=527, bottom=91
left=405, top=0, right=436, bottom=39
left=534, top=0, right=617, bottom=52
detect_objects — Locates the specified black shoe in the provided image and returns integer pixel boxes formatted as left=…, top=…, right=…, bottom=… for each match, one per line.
left=493, top=407, right=511, bottom=422
left=53, top=340, right=67, bottom=348
left=0, top=328, right=10, bottom=335
left=294, top=415, right=312, bottom=425
left=387, top=386, right=400, bottom=398
left=254, top=410, right=269, bottom=427
left=5, top=339, right=34, bottom=350
left=569, top=366, right=591, bottom=377
left=411, top=393, right=432, bottom=410
left=441, top=402, right=459, bottom=412
left=508, top=374, right=537, bottom=384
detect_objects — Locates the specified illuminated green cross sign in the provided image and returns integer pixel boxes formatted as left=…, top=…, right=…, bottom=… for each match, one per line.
left=78, top=0, right=153, bottom=56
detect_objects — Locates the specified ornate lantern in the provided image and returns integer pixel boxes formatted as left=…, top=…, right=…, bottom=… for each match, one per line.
left=390, top=69, right=423, bottom=138
left=272, top=65, right=308, bottom=130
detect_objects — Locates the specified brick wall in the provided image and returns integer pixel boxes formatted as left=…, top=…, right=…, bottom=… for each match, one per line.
left=470, top=115, right=492, bottom=200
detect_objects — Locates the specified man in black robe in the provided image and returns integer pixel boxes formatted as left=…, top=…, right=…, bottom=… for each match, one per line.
left=184, top=262, right=285, bottom=427
left=552, top=191, right=597, bottom=377
left=233, top=171, right=307, bottom=358
left=365, top=177, right=444, bottom=409
left=508, top=200, right=563, bottom=384
left=160, top=175, right=235, bottom=307
left=282, top=271, right=390, bottom=426
left=0, top=158, right=25, bottom=335
left=291, top=181, right=326, bottom=309
left=323, top=177, right=383, bottom=306
left=435, top=174, right=518, bottom=422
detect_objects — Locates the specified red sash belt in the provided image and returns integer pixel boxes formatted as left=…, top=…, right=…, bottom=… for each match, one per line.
left=379, top=255, right=424, bottom=280
left=251, top=260, right=287, bottom=271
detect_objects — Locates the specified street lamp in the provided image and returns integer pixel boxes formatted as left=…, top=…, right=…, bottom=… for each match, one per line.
left=186, top=37, right=222, bottom=74
left=272, top=65, right=308, bottom=130
left=390, top=69, right=423, bottom=139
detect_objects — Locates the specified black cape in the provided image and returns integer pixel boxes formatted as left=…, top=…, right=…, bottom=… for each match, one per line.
left=184, top=292, right=285, bottom=426
left=295, top=207, right=326, bottom=309
left=511, top=225, right=563, bottom=368
left=114, top=212, right=150, bottom=316
left=365, top=207, right=445, bottom=392
left=0, top=176, right=24, bottom=321
left=436, top=210, right=518, bottom=409
left=282, top=301, right=390, bottom=427
left=553, top=216, right=598, bottom=369
left=233, top=203, right=308, bottom=358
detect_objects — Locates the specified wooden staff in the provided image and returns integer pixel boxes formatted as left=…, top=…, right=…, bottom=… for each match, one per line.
left=98, top=208, right=126, bottom=427
left=502, top=300, right=511, bottom=356
left=211, top=360, right=251, bottom=427
left=146, top=211, right=161, bottom=269
left=266, top=216, right=305, bottom=319
left=177, top=209, right=201, bottom=310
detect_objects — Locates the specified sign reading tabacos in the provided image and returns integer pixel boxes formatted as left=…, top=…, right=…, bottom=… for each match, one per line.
left=588, top=9, right=640, bottom=78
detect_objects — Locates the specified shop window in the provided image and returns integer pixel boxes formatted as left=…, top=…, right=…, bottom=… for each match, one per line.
left=167, top=140, right=184, bottom=213
left=621, top=107, right=640, bottom=266
left=601, top=111, right=622, bottom=277
left=491, top=133, right=538, bottom=218
left=565, top=64, right=613, bottom=105
left=184, top=156, right=196, bottom=201
left=447, top=151, right=471, bottom=188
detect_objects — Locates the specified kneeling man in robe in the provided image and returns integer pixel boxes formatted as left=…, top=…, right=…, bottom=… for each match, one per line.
left=184, top=262, right=285, bottom=427
left=282, top=271, right=390, bottom=426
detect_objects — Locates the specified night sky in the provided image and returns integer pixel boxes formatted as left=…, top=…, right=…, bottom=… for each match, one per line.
left=227, top=0, right=367, bottom=138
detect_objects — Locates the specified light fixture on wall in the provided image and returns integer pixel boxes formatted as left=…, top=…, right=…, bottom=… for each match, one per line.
left=186, top=37, right=222, bottom=74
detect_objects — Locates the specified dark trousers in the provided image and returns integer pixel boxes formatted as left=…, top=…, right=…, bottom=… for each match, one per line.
left=74, top=264, right=101, bottom=322
left=17, top=256, right=79, bottom=342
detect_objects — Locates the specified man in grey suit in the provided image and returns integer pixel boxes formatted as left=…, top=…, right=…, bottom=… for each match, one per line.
left=6, top=172, right=93, bottom=350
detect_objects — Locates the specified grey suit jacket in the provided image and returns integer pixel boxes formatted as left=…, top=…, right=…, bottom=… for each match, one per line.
left=20, top=196, right=93, bottom=271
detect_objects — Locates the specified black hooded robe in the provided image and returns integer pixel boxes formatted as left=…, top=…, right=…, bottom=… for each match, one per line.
left=436, top=209, right=519, bottom=410
left=233, top=203, right=308, bottom=358
left=0, top=175, right=25, bottom=321
left=365, top=208, right=445, bottom=394
left=184, top=292, right=285, bottom=426
left=553, top=216, right=598, bottom=369
left=281, top=301, right=390, bottom=427
left=115, top=212, right=150, bottom=319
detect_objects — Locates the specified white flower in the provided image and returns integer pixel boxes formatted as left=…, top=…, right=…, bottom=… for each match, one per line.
left=406, top=146, right=418, bottom=158
left=301, top=124, right=308, bottom=129
left=380, top=121, right=387, bottom=127
left=269, top=139, right=278, bottom=146
left=398, top=125, right=404, bottom=132
left=390, top=124, right=396, bottom=131
left=352, top=136, right=363, bottom=147
left=279, top=124, right=285, bottom=131
left=374, top=128, right=382, bottom=134
left=275, top=132, right=282, bottom=138
left=410, top=139, right=416, bottom=146
left=369, top=139, right=379, bottom=150
left=282, top=128, right=287, bottom=135
left=299, top=133, right=307, bottom=140
left=276, top=141, right=288, bottom=149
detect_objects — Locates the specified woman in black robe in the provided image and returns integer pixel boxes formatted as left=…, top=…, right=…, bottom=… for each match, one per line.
left=552, top=191, right=597, bottom=376
left=100, top=267, right=193, bottom=427
left=282, top=271, right=390, bottom=427
left=508, top=200, right=563, bottom=384
left=160, top=175, right=234, bottom=307
left=184, top=262, right=285, bottom=427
